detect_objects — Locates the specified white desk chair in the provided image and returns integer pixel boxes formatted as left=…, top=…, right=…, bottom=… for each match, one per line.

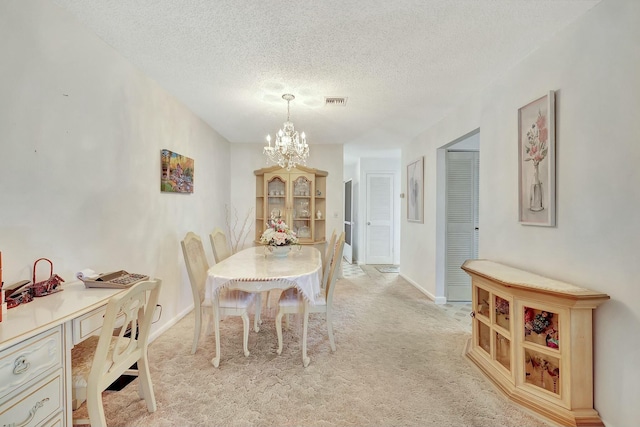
left=71, top=279, right=162, bottom=427
left=209, top=228, right=232, bottom=263
left=182, top=232, right=260, bottom=355
left=276, top=233, right=346, bottom=354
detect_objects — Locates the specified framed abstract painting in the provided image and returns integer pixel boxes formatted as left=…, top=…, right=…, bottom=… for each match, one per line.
left=518, top=91, right=555, bottom=226
left=407, top=156, right=424, bottom=223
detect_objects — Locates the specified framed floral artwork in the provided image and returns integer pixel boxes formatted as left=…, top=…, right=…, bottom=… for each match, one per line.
left=161, top=149, right=194, bottom=193
left=407, top=156, right=424, bottom=223
left=518, top=91, right=555, bottom=226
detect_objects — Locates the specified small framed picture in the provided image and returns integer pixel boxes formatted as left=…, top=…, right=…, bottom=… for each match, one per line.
left=407, top=156, right=424, bottom=223
left=518, top=91, right=556, bottom=226
left=161, top=149, right=194, bottom=193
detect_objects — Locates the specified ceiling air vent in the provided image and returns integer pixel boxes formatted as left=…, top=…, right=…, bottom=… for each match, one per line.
left=324, top=97, right=348, bottom=107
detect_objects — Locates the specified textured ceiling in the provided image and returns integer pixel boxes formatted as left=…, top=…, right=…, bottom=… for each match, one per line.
left=53, top=0, right=600, bottom=162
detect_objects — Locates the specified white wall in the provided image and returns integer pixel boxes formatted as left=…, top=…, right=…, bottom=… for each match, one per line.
left=229, top=143, right=344, bottom=249
left=0, top=0, right=231, bottom=337
left=401, top=1, right=640, bottom=425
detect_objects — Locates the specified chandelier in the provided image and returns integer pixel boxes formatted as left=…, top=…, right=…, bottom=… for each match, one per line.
left=263, top=94, right=309, bottom=171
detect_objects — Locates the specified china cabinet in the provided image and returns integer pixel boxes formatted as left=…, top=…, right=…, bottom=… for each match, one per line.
left=461, top=259, right=609, bottom=427
left=254, top=165, right=328, bottom=245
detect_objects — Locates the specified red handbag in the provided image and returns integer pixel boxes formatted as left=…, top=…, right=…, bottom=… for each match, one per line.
left=29, top=258, right=64, bottom=297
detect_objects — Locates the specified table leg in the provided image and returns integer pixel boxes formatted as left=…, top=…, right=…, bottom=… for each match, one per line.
left=302, top=300, right=310, bottom=367
left=254, top=293, right=262, bottom=332
left=211, top=296, right=221, bottom=368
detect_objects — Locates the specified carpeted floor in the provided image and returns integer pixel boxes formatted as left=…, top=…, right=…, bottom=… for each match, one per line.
left=374, top=265, right=400, bottom=273
left=76, top=265, right=552, bottom=427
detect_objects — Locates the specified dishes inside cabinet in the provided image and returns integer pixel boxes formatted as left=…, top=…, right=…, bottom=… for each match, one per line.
left=297, top=226, right=311, bottom=238
left=297, top=200, right=310, bottom=218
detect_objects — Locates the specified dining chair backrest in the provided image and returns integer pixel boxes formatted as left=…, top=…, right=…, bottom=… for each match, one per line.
left=181, top=232, right=209, bottom=306
left=321, top=230, right=337, bottom=290
left=210, top=228, right=232, bottom=263
left=324, top=229, right=337, bottom=262
left=82, top=278, right=161, bottom=425
left=325, top=233, right=346, bottom=305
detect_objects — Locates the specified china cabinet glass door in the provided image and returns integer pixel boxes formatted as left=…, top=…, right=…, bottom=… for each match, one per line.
left=266, top=176, right=286, bottom=223
left=292, top=175, right=313, bottom=243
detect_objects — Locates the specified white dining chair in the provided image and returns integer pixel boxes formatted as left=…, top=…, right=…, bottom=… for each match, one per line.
left=209, top=227, right=232, bottom=263
left=181, top=232, right=259, bottom=355
left=321, top=230, right=337, bottom=290
left=276, top=233, right=346, bottom=355
left=71, top=278, right=162, bottom=427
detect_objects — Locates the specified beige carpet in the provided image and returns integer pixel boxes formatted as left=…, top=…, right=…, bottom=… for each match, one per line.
left=75, top=266, right=553, bottom=427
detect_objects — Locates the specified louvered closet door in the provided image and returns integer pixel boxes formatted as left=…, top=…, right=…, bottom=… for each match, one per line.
left=446, top=151, right=479, bottom=301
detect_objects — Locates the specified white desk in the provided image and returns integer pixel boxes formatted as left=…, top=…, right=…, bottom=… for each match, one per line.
left=0, top=281, right=124, bottom=427
left=206, top=246, right=322, bottom=367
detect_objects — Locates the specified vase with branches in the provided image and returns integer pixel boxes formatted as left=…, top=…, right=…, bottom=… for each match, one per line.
left=225, top=204, right=254, bottom=254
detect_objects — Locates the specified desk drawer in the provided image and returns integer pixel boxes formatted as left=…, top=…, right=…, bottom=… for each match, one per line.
left=73, top=306, right=126, bottom=345
left=0, top=370, right=63, bottom=427
left=0, top=327, right=62, bottom=398
left=73, top=306, right=108, bottom=345
left=41, top=410, right=64, bottom=427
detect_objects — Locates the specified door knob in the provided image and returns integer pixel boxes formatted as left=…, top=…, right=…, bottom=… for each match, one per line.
left=367, top=222, right=371, bottom=225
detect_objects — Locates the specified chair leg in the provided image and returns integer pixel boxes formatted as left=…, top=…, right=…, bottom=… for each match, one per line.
left=302, top=304, right=310, bottom=367
left=192, top=306, right=202, bottom=354
left=327, top=310, right=336, bottom=352
left=137, top=356, right=157, bottom=412
left=212, top=305, right=221, bottom=367
left=275, top=309, right=284, bottom=355
left=86, top=382, right=107, bottom=427
left=241, top=312, right=250, bottom=357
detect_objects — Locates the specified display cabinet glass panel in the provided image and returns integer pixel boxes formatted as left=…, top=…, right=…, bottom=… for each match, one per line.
left=478, top=321, right=490, bottom=354
left=525, top=348, right=561, bottom=395
left=495, top=295, right=510, bottom=331
left=524, top=306, right=559, bottom=349
left=266, top=177, right=286, bottom=222
left=477, top=287, right=490, bottom=318
left=495, top=332, right=511, bottom=370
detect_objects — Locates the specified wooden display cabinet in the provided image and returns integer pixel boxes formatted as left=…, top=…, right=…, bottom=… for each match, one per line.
left=254, top=165, right=328, bottom=245
left=461, top=259, right=609, bottom=427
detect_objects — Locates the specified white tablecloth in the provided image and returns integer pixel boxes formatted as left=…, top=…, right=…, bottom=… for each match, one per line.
left=205, top=246, right=322, bottom=304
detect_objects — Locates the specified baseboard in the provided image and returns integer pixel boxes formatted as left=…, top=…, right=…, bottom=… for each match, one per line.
left=149, top=304, right=194, bottom=343
left=399, top=273, right=447, bottom=304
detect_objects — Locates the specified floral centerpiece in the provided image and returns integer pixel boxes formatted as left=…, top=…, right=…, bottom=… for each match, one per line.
left=260, top=219, right=298, bottom=249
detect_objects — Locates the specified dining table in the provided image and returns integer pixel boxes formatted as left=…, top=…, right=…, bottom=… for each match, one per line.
left=205, top=245, right=323, bottom=367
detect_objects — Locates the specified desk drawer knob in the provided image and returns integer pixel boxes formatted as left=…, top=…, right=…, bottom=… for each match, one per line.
left=13, top=356, right=31, bottom=375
